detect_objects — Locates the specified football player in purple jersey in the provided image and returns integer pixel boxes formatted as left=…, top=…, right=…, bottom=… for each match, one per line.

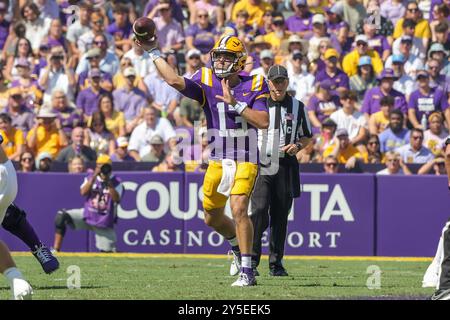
left=136, top=34, right=269, bottom=286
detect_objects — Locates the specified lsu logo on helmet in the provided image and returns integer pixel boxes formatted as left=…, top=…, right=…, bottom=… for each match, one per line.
left=210, top=36, right=247, bottom=78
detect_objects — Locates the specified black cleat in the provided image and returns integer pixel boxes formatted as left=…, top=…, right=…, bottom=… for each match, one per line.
left=269, top=266, right=289, bottom=277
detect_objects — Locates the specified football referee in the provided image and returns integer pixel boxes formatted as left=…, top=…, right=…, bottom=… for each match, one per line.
left=250, top=65, right=313, bottom=276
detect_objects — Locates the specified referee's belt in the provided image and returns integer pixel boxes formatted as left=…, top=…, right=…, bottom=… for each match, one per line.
left=261, top=153, right=297, bottom=167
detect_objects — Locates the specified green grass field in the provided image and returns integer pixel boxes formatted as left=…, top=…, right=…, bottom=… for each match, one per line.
left=0, top=253, right=436, bottom=300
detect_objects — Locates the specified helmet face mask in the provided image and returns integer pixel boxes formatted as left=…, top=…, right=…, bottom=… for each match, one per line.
left=211, top=50, right=240, bottom=78
left=210, top=36, right=247, bottom=78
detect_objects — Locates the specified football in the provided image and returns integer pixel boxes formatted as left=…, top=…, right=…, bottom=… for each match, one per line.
left=132, top=17, right=157, bottom=43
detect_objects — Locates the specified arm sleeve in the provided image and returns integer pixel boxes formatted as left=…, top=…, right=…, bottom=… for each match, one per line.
left=180, top=76, right=205, bottom=105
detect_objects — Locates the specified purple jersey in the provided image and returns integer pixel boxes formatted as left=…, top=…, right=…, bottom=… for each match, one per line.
left=180, top=67, right=269, bottom=163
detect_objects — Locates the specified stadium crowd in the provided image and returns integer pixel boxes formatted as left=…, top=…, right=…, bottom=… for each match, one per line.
left=0, top=0, right=448, bottom=175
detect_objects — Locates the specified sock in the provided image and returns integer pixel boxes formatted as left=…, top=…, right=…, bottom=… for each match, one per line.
left=3, top=267, right=24, bottom=284
left=242, top=254, right=252, bottom=269
left=7, top=218, right=42, bottom=251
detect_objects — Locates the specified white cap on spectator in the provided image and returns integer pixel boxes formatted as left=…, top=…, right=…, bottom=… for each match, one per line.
left=123, top=67, right=137, bottom=77
left=355, top=34, right=369, bottom=44
left=37, top=108, right=57, bottom=118
left=288, top=34, right=302, bottom=43
left=260, top=49, right=274, bottom=60
left=117, top=137, right=129, bottom=148
left=186, top=48, right=201, bottom=59
left=312, top=14, right=326, bottom=25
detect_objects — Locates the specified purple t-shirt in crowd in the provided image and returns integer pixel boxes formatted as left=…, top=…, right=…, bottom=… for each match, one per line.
left=429, top=74, right=448, bottom=92
left=315, top=68, right=350, bottom=91
left=185, top=23, right=219, bottom=54
left=33, top=57, right=47, bottom=79
left=47, top=36, right=66, bottom=51
left=112, top=88, right=148, bottom=122
left=307, top=94, right=341, bottom=131
left=408, top=87, right=449, bottom=121
left=107, top=22, right=133, bottom=40
left=180, top=67, right=268, bottom=162
left=6, top=105, right=35, bottom=134
left=144, top=0, right=185, bottom=24
left=327, top=20, right=349, bottom=34
left=361, top=86, right=408, bottom=115
left=110, top=153, right=135, bottom=162
left=367, top=35, right=390, bottom=58
left=76, top=87, right=108, bottom=116
left=83, top=172, right=122, bottom=229
left=78, top=70, right=113, bottom=91
left=315, top=58, right=326, bottom=74
left=285, top=13, right=313, bottom=33
left=0, top=20, right=10, bottom=50
left=54, top=106, right=84, bottom=136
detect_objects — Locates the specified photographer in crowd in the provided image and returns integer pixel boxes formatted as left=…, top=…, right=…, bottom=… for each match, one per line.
left=52, top=154, right=123, bottom=252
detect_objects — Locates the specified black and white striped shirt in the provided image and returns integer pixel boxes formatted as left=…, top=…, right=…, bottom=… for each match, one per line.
left=258, top=94, right=313, bottom=159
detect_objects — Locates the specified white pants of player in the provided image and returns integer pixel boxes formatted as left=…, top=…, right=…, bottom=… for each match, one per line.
left=0, top=161, right=17, bottom=224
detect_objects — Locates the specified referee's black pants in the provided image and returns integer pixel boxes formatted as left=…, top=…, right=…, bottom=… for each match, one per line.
left=250, top=163, right=294, bottom=269
left=439, top=218, right=450, bottom=290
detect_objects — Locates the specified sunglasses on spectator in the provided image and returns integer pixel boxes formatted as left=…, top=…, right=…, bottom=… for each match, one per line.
left=368, top=141, right=379, bottom=145
left=325, top=162, right=338, bottom=167
left=160, top=8, right=170, bottom=11
left=429, top=66, right=439, bottom=70
left=189, top=55, right=201, bottom=60
left=408, top=8, right=419, bottom=12
left=21, top=157, right=33, bottom=162
left=356, top=41, right=367, bottom=47
left=11, top=94, right=22, bottom=100
left=198, top=14, right=208, bottom=18
left=94, top=41, right=106, bottom=46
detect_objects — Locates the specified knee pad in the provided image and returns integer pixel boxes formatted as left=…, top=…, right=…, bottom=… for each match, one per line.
left=1, top=203, right=27, bottom=232
left=55, top=210, right=73, bottom=236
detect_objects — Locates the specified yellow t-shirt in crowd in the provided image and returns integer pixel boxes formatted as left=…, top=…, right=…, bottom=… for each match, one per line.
left=231, top=0, right=273, bottom=27
left=323, top=143, right=368, bottom=163
left=26, top=126, right=61, bottom=159
left=307, top=0, right=329, bottom=14
left=0, top=128, right=24, bottom=157
left=371, top=111, right=390, bottom=134
left=263, top=32, right=290, bottom=53
left=113, top=73, right=143, bottom=90
left=393, top=18, right=431, bottom=39
left=342, top=49, right=384, bottom=77
left=88, top=111, right=125, bottom=138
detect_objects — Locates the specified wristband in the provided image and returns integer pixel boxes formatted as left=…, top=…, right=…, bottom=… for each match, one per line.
left=232, top=101, right=248, bottom=115
left=148, top=48, right=161, bottom=62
